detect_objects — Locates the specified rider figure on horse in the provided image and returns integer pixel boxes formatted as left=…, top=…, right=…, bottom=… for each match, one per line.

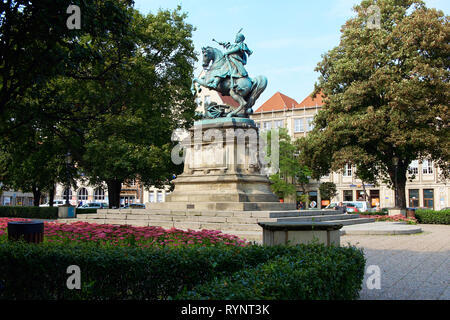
left=208, top=31, right=253, bottom=91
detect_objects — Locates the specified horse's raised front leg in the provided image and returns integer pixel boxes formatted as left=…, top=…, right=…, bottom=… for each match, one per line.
left=191, top=77, right=210, bottom=95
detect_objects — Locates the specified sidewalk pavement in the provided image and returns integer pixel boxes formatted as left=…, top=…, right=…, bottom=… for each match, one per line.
left=341, top=224, right=449, bottom=300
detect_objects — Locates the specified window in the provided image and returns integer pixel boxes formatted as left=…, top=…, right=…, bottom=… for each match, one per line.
left=94, top=188, right=105, bottom=201
left=422, top=160, right=433, bottom=175
left=157, top=191, right=163, bottom=203
left=409, top=189, right=419, bottom=208
left=263, top=121, right=272, bottom=131
left=343, top=164, right=352, bottom=177
left=274, top=120, right=284, bottom=128
left=343, top=190, right=353, bottom=202
left=63, top=188, right=72, bottom=201
left=306, top=117, right=314, bottom=131
left=149, top=192, right=155, bottom=203
left=256, top=122, right=261, bottom=129
left=294, top=118, right=304, bottom=133
left=423, top=189, right=434, bottom=209
left=77, top=188, right=88, bottom=201
left=408, top=160, right=419, bottom=175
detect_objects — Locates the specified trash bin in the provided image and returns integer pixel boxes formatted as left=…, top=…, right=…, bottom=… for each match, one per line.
left=406, top=208, right=416, bottom=219
left=7, top=221, right=44, bottom=243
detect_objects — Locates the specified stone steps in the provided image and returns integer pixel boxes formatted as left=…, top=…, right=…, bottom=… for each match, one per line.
left=62, top=209, right=375, bottom=242
left=147, top=201, right=297, bottom=211
left=277, top=214, right=357, bottom=223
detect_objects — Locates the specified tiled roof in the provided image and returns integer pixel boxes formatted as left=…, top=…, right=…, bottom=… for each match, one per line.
left=254, top=92, right=298, bottom=113
left=218, top=92, right=240, bottom=108
left=295, top=91, right=324, bottom=109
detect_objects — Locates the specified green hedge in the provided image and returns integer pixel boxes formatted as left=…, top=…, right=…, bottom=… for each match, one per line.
left=76, top=208, right=97, bottom=214
left=0, top=242, right=365, bottom=300
left=177, top=244, right=365, bottom=300
left=415, top=209, right=450, bottom=225
left=0, top=206, right=58, bottom=219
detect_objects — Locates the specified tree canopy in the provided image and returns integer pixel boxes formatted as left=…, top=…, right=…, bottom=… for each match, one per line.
left=300, top=0, right=449, bottom=208
left=0, top=3, right=197, bottom=207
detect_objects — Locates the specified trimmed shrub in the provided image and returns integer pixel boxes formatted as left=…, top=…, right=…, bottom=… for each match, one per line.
left=0, top=242, right=313, bottom=300
left=76, top=208, right=97, bottom=214
left=177, top=244, right=365, bottom=300
left=415, top=209, right=450, bottom=225
left=0, top=206, right=58, bottom=219
left=0, top=241, right=365, bottom=300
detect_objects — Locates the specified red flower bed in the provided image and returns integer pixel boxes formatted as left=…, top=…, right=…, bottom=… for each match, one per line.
left=359, top=214, right=417, bottom=224
left=0, top=218, right=249, bottom=247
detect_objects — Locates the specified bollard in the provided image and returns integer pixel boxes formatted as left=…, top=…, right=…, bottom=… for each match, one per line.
left=7, top=221, right=44, bottom=243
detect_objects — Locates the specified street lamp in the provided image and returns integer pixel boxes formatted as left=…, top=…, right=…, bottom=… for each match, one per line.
left=65, top=152, right=72, bottom=205
left=393, top=156, right=399, bottom=208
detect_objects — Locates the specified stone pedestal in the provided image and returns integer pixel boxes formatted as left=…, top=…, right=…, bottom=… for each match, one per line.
left=148, top=118, right=295, bottom=212
left=388, top=207, right=406, bottom=216
left=258, top=222, right=343, bottom=246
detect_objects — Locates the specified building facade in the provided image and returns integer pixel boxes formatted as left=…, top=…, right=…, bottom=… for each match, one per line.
left=250, top=91, right=449, bottom=210
left=0, top=189, right=34, bottom=206
left=54, top=179, right=144, bottom=207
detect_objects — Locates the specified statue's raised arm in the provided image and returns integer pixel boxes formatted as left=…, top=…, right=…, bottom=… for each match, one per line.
left=191, top=29, right=267, bottom=119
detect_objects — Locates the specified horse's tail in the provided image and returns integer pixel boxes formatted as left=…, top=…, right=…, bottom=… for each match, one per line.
left=246, top=75, right=268, bottom=109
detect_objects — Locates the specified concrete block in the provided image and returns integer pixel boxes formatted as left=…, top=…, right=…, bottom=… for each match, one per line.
left=126, top=220, right=149, bottom=227
left=173, top=222, right=201, bottom=230
left=250, top=212, right=271, bottom=218
left=106, top=219, right=127, bottom=225
left=126, top=214, right=149, bottom=220
left=226, top=217, right=258, bottom=224
left=147, top=215, right=173, bottom=221
left=105, top=214, right=126, bottom=219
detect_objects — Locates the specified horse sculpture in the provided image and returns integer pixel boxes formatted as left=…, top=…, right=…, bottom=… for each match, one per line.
left=191, top=46, right=267, bottom=118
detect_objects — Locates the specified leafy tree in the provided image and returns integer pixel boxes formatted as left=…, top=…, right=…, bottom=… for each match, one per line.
left=319, top=182, right=338, bottom=201
left=0, top=0, right=135, bottom=135
left=266, top=128, right=312, bottom=202
left=0, top=125, right=75, bottom=206
left=79, top=8, right=197, bottom=208
left=301, top=0, right=449, bottom=209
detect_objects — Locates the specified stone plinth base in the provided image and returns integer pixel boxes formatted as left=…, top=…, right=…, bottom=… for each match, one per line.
left=161, top=118, right=289, bottom=212
left=147, top=201, right=296, bottom=211
left=388, top=208, right=406, bottom=216
left=258, top=222, right=343, bottom=246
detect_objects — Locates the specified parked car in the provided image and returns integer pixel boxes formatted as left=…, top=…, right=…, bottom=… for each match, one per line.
left=326, top=201, right=371, bottom=213
left=123, top=203, right=146, bottom=209
left=79, top=202, right=108, bottom=209
left=39, top=200, right=66, bottom=207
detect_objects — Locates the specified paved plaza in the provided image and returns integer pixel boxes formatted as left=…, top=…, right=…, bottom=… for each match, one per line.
left=341, top=224, right=450, bottom=300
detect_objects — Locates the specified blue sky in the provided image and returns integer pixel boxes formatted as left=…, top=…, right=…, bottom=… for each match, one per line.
left=134, top=0, right=449, bottom=108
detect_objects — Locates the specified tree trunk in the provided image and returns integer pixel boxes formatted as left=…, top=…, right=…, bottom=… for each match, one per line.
left=389, top=164, right=408, bottom=209
left=48, top=184, right=55, bottom=207
left=32, top=185, right=41, bottom=207
left=107, top=179, right=122, bottom=209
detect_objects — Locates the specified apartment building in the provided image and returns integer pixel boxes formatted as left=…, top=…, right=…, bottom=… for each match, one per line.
left=54, top=179, right=144, bottom=206
left=251, top=91, right=449, bottom=210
